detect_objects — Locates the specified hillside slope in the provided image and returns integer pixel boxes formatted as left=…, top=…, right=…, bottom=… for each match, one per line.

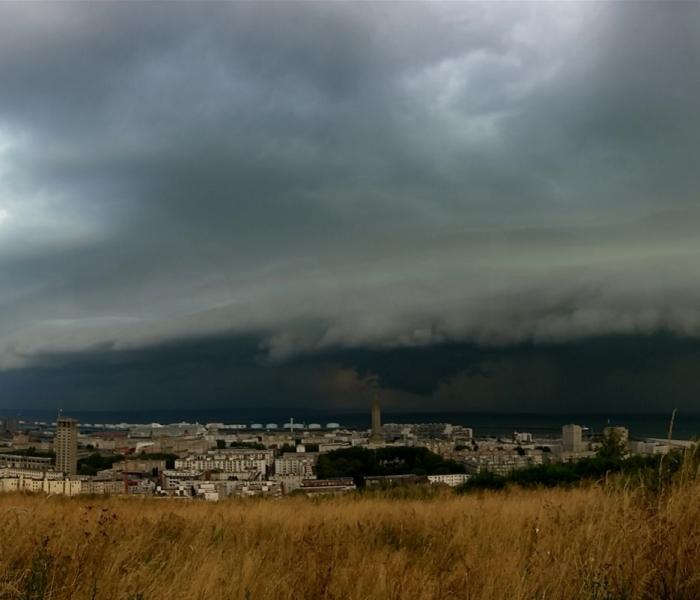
left=1, top=481, right=699, bottom=600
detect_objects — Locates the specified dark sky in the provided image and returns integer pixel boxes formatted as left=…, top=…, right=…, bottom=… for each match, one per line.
left=1, top=2, right=699, bottom=413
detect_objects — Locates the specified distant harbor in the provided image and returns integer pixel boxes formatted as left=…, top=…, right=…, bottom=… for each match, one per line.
left=2, top=409, right=698, bottom=439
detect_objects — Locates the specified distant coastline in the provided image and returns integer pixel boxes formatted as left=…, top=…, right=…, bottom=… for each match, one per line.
left=2, top=409, right=697, bottom=440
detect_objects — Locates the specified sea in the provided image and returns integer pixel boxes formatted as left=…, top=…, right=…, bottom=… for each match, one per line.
left=2, top=409, right=698, bottom=440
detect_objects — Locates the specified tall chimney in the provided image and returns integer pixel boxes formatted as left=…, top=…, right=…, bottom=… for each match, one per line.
left=370, top=395, right=383, bottom=443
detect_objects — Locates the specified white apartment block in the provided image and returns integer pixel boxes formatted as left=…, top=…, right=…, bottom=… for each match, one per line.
left=192, top=479, right=283, bottom=500
left=162, top=470, right=203, bottom=491
left=44, top=478, right=82, bottom=496
left=0, top=467, right=63, bottom=480
left=175, top=455, right=268, bottom=476
left=175, top=449, right=274, bottom=475
left=196, top=481, right=220, bottom=502
left=221, top=480, right=282, bottom=498
left=0, top=454, right=53, bottom=472
left=0, top=474, right=82, bottom=496
left=274, top=455, right=316, bottom=477
left=464, top=451, right=545, bottom=476
left=427, top=473, right=470, bottom=487
left=629, top=441, right=669, bottom=455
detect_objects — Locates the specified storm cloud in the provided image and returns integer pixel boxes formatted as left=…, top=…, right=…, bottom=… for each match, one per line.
left=1, top=2, right=699, bottom=411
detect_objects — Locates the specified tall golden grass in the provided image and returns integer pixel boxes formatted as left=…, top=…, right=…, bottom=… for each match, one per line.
left=1, top=471, right=700, bottom=600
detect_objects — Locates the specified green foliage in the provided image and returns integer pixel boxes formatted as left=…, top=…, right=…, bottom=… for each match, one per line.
left=597, top=429, right=627, bottom=460
left=631, top=446, right=700, bottom=494
left=78, top=453, right=124, bottom=476
left=316, top=446, right=465, bottom=485
left=456, top=453, right=670, bottom=493
left=137, top=452, right=178, bottom=469
left=9, top=447, right=55, bottom=459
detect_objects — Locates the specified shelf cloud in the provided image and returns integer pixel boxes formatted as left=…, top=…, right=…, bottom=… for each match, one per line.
left=1, top=2, right=699, bottom=410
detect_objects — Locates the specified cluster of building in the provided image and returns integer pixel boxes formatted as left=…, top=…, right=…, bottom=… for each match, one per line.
left=0, top=408, right=692, bottom=500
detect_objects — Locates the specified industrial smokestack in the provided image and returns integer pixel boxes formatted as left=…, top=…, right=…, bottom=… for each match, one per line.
left=369, top=395, right=383, bottom=444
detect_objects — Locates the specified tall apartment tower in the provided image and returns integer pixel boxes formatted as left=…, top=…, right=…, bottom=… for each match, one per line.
left=55, top=416, right=78, bottom=476
left=369, top=396, right=383, bottom=443
left=562, top=424, right=583, bottom=453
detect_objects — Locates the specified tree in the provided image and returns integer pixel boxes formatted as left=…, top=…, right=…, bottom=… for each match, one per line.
left=597, top=429, right=626, bottom=461
left=138, top=452, right=178, bottom=469
left=77, top=452, right=124, bottom=476
left=316, top=446, right=465, bottom=484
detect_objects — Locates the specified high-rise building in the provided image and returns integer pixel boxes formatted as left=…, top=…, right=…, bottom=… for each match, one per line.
left=562, top=424, right=583, bottom=453
left=55, top=416, right=78, bottom=476
left=369, top=396, right=383, bottom=443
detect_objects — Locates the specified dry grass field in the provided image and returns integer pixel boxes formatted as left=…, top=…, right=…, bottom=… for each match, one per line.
left=2, top=475, right=700, bottom=600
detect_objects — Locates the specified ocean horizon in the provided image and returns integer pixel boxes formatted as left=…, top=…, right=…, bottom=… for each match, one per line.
left=2, top=408, right=696, bottom=440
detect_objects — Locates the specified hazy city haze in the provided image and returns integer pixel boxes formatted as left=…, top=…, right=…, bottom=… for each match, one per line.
left=1, top=2, right=699, bottom=411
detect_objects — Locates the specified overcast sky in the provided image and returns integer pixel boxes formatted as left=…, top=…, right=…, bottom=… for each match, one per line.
left=1, top=2, right=699, bottom=413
